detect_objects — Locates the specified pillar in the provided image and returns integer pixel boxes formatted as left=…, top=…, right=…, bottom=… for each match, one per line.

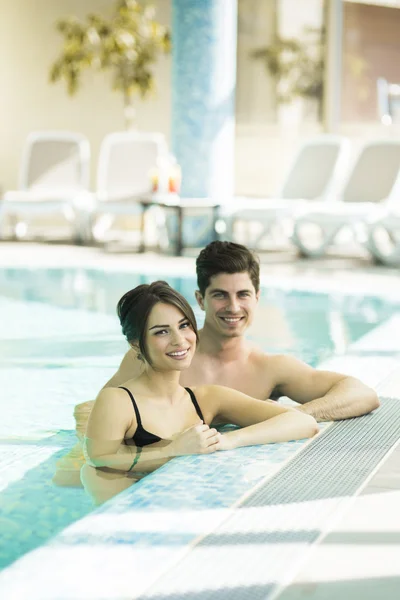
left=172, top=0, right=238, bottom=203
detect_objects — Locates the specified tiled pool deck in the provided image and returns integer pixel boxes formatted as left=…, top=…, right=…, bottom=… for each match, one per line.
left=1, top=242, right=400, bottom=599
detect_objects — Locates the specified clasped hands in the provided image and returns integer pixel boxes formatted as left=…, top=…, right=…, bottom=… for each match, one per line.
left=168, top=422, right=233, bottom=456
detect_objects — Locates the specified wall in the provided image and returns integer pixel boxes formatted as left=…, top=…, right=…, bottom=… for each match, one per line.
left=234, top=0, right=325, bottom=196
left=342, top=1, right=400, bottom=121
left=0, top=0, right=172, bottom=190
left=236, top=0, right=277, bottom=125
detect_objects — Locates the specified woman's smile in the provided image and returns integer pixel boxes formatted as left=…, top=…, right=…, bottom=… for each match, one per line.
left=166, top=348, right=190, bottom=360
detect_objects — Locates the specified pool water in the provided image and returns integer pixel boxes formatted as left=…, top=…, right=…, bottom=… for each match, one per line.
left=1, top=267, right=396, bottom=366
left=1, top=267, right=399, bottom=571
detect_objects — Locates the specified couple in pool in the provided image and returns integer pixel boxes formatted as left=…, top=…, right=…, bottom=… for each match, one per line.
left=81, top=241, right=379, bottom=504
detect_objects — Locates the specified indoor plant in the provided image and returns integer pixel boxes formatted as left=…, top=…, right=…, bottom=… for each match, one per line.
left=50, top=0, right=171, bottom=129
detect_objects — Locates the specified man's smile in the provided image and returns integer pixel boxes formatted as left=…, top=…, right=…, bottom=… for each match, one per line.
left=219, top=316, right=244, bottom=324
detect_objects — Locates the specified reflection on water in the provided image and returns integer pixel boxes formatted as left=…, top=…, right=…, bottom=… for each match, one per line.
left=0, top=267, right=397, bottom=366
left=0, top=432, right=93, bottom=570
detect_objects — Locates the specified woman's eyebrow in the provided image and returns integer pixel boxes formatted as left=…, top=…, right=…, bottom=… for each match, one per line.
left=148, top=317, right=186, bottom=331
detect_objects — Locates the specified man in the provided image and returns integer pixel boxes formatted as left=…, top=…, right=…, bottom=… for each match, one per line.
left=103, top=241, right=379, bottom=422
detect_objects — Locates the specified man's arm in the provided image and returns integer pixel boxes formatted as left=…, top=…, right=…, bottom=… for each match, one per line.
left=271, top=355, right=379, bottom=422
left=102, top=348, right=144, bottom=389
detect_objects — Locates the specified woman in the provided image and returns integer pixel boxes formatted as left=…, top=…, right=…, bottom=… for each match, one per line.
left=82, top=281, right=318, bottom=504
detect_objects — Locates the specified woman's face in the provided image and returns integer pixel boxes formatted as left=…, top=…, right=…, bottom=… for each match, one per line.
left=144, top=302, right=197, bottom=371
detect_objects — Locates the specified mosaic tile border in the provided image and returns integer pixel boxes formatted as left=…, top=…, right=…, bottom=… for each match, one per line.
left=139, top=397, right=400, bottom=600
left=1, top=394, right=399, bottom=600
left=0, top=431, right=322, bottom=600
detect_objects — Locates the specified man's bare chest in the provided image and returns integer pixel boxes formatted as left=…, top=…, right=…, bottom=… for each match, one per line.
left=182, top=358, right=275, bottom=400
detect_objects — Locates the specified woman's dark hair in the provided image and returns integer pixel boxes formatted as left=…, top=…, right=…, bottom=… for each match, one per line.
left=117, top=281, right=199, bottom=366
left=196, top=241, right=260, bottom=296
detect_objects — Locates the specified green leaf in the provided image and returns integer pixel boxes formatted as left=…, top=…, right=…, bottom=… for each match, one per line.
left=49, top=0, right=171, bottom=112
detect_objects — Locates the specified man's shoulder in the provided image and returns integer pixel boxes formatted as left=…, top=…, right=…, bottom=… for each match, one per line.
left=246, top=344, right=275, bottom=365
left=247, top=349, right=307, bottom=381
left=249, top=348, right=301, bottom=364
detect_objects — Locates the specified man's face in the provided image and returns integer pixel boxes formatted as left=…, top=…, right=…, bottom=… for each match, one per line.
left=196, top=272, right=260, bottom=338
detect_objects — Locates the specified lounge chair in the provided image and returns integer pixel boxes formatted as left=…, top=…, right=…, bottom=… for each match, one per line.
left=88, top=131, right=169, bottom=246
left=377, top=77, right=400, bottom=125
left=219, top=135, right=350, bottom=248
left=291, top=139, right=400, bottom=258
left=0, top=131, right=90, bottom=242
left=363, top=209, right=400, bottom=266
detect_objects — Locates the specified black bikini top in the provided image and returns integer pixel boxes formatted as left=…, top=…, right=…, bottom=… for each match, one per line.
left=119, top=386, right=205, bottom=447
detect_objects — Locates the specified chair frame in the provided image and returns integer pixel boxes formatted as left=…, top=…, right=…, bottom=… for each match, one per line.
left=364, top=210, right=400, bottom=266
left=291, top=139, right=400, bottom=258
left=220, top=135, right=350, bottom=248
left=18, top=130, right=90, bottom=191
left=89, top=131, right=169, bottom=245
left=1, top=130, right=90, bottom=242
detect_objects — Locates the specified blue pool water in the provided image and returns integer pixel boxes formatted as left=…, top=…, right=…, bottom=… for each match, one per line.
left=1, top=267, right=397, bottom=366
left=1, top=266, right=399, bottom=571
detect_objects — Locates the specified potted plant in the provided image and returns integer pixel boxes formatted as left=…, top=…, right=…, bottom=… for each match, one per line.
left=251, top=26, right=325, bottom=122
left=50, top=0, right=171, bottom=129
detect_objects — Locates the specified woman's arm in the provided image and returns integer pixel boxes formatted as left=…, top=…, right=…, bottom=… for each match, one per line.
left=84, top=389, right=221, bottom=473
left=84, top=438, right=172, bottom=473
left=197, top=385, right=319, bottom=450
left=84, top=388, right=171, bottom=473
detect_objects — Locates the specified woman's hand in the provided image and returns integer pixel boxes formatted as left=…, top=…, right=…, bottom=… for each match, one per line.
left=215, top=433, right=235, bottom=451
left=169, top=422, right=221, bottom=456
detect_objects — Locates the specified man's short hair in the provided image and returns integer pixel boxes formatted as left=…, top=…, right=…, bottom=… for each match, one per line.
left=196, top=241, right=260, bottom=296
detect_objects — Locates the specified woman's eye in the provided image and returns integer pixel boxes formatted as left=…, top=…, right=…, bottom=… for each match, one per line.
left=155, top=329, right=168, bottom=335
left=180, top=321, right=190, bottom=329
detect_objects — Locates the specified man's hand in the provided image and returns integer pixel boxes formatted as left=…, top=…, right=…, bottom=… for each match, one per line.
left=169, top=423, right=221, bottom=456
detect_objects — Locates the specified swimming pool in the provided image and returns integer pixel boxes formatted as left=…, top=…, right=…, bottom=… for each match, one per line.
left=1, top=266, right=399, bottom=572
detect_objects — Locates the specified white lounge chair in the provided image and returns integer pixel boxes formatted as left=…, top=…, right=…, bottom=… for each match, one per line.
left=220, top=135, right=350, bottom=248
left=292, top=140, right=400, bottom=258
left=377, top=77, right=400, bottom=125
left=88, top=131, right=169, bottom=246
left=0, top=131, right=90, bottom=242
left=363, top=209, right=400, bottom=266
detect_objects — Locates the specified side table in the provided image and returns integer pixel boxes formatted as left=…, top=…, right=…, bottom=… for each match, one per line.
left=139, top=195, right=221, bottom=256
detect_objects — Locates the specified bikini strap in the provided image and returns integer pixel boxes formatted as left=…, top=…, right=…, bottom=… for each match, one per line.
left=185, top=387, right=205, bottom=422
left=119, top=386, right=142, bottom=427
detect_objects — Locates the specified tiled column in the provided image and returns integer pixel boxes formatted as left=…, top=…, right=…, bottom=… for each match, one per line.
left=172, top=0, right=238, bottom=202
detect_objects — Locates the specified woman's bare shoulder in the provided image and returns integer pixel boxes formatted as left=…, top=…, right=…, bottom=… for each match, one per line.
left=95, top=385, right=133, bottom=408
left=87, top=386, right=135, bottom=438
